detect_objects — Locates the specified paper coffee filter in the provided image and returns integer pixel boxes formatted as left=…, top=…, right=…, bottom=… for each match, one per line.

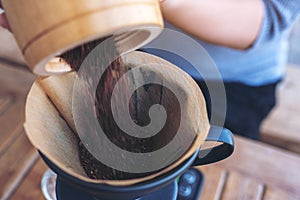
left=24, top=51, right=210, bottom=186
left=37, top=72, right=77, bottom=134
left=24, top=82, right=87, bottom=178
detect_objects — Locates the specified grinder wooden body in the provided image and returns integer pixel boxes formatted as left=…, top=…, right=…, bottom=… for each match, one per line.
left=1, top=0, right=163, bottom=76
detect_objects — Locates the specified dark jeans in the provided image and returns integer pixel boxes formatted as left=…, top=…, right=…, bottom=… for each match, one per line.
left=196, top=80, right=280, bottom=140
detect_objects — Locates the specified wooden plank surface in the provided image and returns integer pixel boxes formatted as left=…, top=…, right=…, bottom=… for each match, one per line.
left=0, top=96, right=13, bottom=116
left=0, top=62, right=35, bottom=96
left=197, top=165, right=227, bottom=200
left=0, top=27, right=26, bottom=65
left=0, top=61, right=36, bottom=200
left=0, top=99, right=26, bottom=148
left=263, top=186, right=300, bottom=200
left=0, top=61, right=34, bottom=147
left=220, top=171, right=264, bottom=200
left=10, top=158, right=49, bottom=200
left=261, top=65, right=300, bottom=153
left=198, top=136, right=300, bottom=199
left=0, top=130, right=38, bottom=199
left=216, top=136, right=300, bottom=195
left=0, top=60, right=35, bottom=158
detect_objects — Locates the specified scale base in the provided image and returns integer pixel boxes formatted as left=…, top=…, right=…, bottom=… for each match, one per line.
left=42, top=168, right=204, bottom=200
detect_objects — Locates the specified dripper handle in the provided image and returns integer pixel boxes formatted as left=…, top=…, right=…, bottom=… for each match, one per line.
left=192, top=125, right=234, bottom=166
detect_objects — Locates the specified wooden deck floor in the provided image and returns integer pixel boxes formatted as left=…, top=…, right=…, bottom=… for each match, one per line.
left=0, top=61, right=42, bottom=200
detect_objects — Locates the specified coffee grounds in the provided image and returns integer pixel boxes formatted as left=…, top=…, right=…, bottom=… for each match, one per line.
left=78, top=140, right=154, bottom=180
left=59, top=37, right=181, bottom=180
left=60, top=37, right=151, bottom=180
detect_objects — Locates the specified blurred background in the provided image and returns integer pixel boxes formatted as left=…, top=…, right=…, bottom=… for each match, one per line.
left=288, top=17, right=300, bottom=66
left=0, top=17, right=300, bottom=200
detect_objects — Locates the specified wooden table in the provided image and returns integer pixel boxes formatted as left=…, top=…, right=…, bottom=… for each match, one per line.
left=261, top=65, right=300, bottom=154
left=198, top=136, right=300, bottom=200
left=1, top=61, right=300, bottom=200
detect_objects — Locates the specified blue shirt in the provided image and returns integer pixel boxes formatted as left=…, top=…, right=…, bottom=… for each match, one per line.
left=144, top=0, right=300, bottom=86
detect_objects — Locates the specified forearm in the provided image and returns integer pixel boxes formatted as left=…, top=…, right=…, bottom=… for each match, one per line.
left=160, top=0, right=264, bottom=49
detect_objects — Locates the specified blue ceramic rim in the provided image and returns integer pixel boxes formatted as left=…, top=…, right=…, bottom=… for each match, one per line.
left=39, top=148, right=200, bottom=193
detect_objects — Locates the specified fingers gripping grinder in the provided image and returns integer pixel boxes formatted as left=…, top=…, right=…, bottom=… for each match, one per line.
left=1, top=0, right=234, bottom=199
